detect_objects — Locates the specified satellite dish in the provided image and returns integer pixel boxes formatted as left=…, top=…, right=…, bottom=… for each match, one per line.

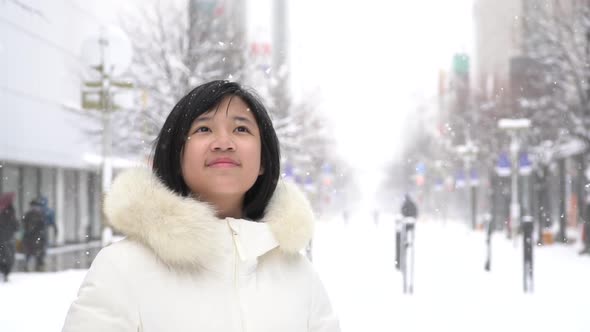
left=81, top=25, right=132, bottom=76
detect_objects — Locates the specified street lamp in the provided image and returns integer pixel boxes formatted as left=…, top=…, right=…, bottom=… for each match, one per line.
left=81, top=25, right=132, bottom=246
left=456, top=140, right=479, bottom=229
left=498, top=118, right=533, bottom=293
left=498, top=118, right=531, bottom=239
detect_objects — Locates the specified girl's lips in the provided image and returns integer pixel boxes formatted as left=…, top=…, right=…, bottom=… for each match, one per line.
left=207, top=157, right=240, bottom=167
left=208, top=162, right=239, bottom=168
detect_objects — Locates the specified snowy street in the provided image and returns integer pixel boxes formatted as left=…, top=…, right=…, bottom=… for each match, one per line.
left=313, top=215, right=589, bottom=332
left=1, top=214, right=589, bottom=331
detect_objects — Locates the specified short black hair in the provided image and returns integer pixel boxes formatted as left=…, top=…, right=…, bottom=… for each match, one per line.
left=152, top=80, right=280, bottom=220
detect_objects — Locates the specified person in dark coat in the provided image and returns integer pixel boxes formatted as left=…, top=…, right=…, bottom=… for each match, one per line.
left=0, top=192, right=19, bottom=281
left=22, top=198, right=47, bottom=272
left=401, top=194, right=418, bottom=219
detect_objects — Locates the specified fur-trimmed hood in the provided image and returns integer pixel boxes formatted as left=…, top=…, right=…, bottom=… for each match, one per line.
left=103, top=168, right=314, bottom=270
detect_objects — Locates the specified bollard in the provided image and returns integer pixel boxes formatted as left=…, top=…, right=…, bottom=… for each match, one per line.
left=522, top=215, right=534, bottom=293
left=401, top=217, right=416, bottom=294
left=484, top=213, right=493, bottom=272
left=395, top=216, right=402, bottom=270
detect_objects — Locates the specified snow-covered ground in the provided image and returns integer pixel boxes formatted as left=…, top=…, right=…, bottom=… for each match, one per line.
left=0, top=270, right=86, bottom=331
left=314, top=213, right=590, bottom=332
left=1, top=214, right=589, bottom=331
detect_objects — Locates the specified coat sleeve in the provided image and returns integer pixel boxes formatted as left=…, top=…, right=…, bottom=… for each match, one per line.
left=62, top=246, right=140, bottom=332
left=308, top=265, right=341, bottom=332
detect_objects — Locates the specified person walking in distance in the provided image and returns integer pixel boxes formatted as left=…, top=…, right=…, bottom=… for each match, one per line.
left=401, top=194, right=418, bottom=219
left=580, top=189, right=590, bottom=255
left=22, top=198, right=47, bottom=272
left=0, top=192, right=19, bottom=281
left=38, top=196, right=57, bottom=247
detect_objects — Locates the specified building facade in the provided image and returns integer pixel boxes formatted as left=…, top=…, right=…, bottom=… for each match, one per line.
left=0, top=1, right=141, bottom=246
left=472, top=0, right=590, bottom=242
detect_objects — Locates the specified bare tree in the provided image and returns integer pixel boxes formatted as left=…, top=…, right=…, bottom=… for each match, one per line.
left=109, top=0, right=249, bottom=155
left=522, top=0, right=590, bottom=144
left=2, top=0, right=45, bottom=18
left=103, top=0, right=333, bottom=180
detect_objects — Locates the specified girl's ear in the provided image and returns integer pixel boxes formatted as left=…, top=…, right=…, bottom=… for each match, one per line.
left=259, top=166, right=265, bottom=176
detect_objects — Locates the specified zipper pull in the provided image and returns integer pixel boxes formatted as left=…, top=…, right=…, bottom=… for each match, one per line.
left=228, top=221, right=246, bottom=261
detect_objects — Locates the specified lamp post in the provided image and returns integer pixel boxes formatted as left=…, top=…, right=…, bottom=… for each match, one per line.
left=81, top=25, right=132, bottom=246
left=456, top=140, right=479, bottom=229
left=498, top=118, right=531, bottom=240
left=498, top=118, right=533, bottom=292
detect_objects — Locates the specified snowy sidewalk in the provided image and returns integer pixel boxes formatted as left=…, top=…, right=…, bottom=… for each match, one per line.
left=0, top=270, right=86, bottom=331
left=1, top=217, right=588, bottom=331
left=313, top=216, right=590, bottom=332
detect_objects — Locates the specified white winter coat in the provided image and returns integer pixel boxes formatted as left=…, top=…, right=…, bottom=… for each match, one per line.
left=62, top=168, right=340, bottom=332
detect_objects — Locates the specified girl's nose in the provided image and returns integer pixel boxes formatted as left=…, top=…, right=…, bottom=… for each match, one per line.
left=211, top=132, right=236, bottom=151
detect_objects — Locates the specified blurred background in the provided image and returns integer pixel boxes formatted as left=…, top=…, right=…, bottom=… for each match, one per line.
left=1, top=0, right=589, bottom=331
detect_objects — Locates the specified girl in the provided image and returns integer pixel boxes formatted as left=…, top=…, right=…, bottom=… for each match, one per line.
left=62, top=81, right=340, bottom=332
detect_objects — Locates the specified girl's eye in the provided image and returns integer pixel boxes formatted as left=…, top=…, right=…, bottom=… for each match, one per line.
left=194, top=127, right=210, bottom=133
left=235, top=126, right=250, bottom=133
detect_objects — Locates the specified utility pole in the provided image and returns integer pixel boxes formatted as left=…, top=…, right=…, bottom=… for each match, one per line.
left=581, top=28, right=590, bottom=253
left=98, top=34, right=113, bottom=198
left=456, top=139, right=478, bottom=229
left=509, top=132, right=520, bottom=241
left=272, top=0, right=290, bottom=117
left=498, top=118, right=533, bottom=291
left=81, top=27, right=132, bottom=246
left=498, top=119, right=530, bottom=239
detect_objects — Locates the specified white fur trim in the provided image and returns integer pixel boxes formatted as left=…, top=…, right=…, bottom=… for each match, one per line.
left=103, top=168, right=314, bottom=270
left=263, top=181, right=315, bottom=254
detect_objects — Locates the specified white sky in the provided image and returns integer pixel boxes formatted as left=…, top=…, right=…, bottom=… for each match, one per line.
left=286, top=0, right=474, bottom=195
left=113, top=0, right=474, bottom=197
left=101, top=0, right=473, bottom=192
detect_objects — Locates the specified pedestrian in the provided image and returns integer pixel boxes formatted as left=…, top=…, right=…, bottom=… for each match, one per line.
left=62, top=81, right=340, bottom=332
left=580, top=189, right=590, bottom=255
left=0, top=192, right=19, bottom=282
left=22, top=198, right=47, bottom=272
left=38, top=196, right=57, bottom=247
left=401, top=194, right=419, bottom=219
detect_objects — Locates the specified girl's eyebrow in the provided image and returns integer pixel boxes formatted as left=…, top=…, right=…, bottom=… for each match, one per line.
left=194, top=115, right=254, bottom=124
left=233, top=116, right=255, bottom=124
left=193, top=116, right=212, bottom=124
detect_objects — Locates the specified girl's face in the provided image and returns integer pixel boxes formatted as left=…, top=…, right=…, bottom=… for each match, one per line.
left=181, top=96, right=263, bottom=202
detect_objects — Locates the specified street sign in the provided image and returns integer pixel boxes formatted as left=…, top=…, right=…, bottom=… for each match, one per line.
left=453, top=53, right=469, bottom=75
left=496, top=152, right=511, bottom=177
left=81, top=81, right=133, bottom=111
left=455, top=169, right=466, bottom=188
left=434, top=178, right=443, bottom=191
left=470, top=168, right=480, bottom=186
left=519, top=152, right=532, bottom=175
left=81, top=91, right=103, bottom=110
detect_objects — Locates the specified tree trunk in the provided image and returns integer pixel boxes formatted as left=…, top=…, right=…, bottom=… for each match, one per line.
left=558, top=158, right=567, bottom=243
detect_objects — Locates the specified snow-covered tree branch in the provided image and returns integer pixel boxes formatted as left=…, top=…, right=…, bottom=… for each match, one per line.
left=523, top=0, right=590, bottom=146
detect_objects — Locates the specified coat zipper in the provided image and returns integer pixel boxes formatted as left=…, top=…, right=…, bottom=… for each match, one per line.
left=228, top=220, right=247, bottom=332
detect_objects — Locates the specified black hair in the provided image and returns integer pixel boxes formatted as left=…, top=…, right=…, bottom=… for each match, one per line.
left=152, top=80, right=280, bottom=220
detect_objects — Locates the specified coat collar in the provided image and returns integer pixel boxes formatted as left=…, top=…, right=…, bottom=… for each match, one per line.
left=103, top=168, right=314, bottom=271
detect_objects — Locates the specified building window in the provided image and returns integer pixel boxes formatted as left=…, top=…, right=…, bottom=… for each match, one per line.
left=40, top=168, right=57, bottom=210
left=87, top=172, right=101, bottom=240
left=22, top=165, right=40, bottom=213
left=63, top=169, right=79, bottom=243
